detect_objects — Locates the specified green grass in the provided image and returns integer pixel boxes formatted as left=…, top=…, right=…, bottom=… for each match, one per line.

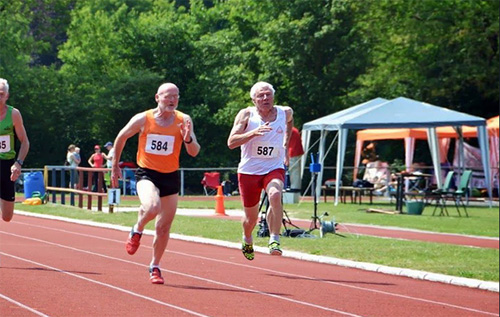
left=14, top=196, right=500, bottom=282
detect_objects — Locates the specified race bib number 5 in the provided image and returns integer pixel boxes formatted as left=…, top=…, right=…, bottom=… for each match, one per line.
left=251, top=142, right=279, bottom=159
left=0, top=135, right=11, bottom=153
left=145, top=134, right=175, bottom=156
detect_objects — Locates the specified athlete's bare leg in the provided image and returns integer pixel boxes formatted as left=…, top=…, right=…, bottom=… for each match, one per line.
left=0, top=200, right=14, bottom=222
left=242, top=204, right=259, bottom=241
left=135, top=180, right=161, bottom=231
left=266, top=179, right=284, bottom=237
left=151, top=194, right=178, bottom=266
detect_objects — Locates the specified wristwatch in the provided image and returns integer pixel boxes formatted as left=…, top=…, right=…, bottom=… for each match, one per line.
left=16, top=159, right=24, bottom=166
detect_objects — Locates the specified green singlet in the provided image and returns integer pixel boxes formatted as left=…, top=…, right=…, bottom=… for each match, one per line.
left=0, top=105, right=15, bottom=160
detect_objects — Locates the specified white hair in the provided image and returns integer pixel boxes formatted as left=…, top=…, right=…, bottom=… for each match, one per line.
left=0, top=78, right=9, bottom=93
left=250, top=81, right=275, bottom=99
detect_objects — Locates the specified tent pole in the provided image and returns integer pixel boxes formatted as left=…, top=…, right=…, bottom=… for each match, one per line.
left=335, top=129, right=348, bottom=206
left=477, top=126, right=493, bottom=207
left=427, top=128, right=443, bottom=189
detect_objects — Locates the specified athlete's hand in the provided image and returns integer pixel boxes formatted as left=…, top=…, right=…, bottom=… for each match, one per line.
left=110, top=166, right=122, bottom=188
left=254, top=122, right=272, bottom=136
left=284, top=154, right=290, bottom=167
left=10, top=163, right=21, bottom=182
left=179, top=119, right=192, bottom=142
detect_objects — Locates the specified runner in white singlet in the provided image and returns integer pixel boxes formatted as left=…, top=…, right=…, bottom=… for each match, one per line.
left=228, top=81, right=294, bottom=260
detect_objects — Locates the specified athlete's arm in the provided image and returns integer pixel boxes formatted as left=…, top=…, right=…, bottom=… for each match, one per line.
left=10, top=108, right=29, bottom=181
left=111, top=112, right=146, bottom=187
left=227, top=108, right=271, bottom=149
left=283, top=106, right=294, bottom=167
left=181, top=114, right=200, bottom=157
left=12, top=108, right=29, bottom=162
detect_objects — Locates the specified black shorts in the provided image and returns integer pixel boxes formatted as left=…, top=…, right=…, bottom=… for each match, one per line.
left=0, top=159, right=15, bottom=201
left=135, top=167, right=180, bottom=197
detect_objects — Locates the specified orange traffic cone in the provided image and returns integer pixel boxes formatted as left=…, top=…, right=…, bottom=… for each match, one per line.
left=215, top=185, right=226, bottom=216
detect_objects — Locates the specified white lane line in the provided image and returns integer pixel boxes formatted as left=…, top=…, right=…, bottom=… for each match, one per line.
left=8, top=221, right=500, bottom=316
left=0, top=293, right=50, bottom=317
left=0, top=230, right=362, bottom=317
left=0, top=251, right=209, bottom=317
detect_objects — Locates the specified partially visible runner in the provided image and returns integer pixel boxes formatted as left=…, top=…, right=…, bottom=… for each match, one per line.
left=0, top=78, right=30, bottom=222
left=227, top=81, right=293, bottom=260
left=111, top=82, right=200, bottom=284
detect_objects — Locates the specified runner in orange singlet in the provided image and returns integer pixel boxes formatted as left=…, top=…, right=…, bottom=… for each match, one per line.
left=111, top=83, right=200, bottom=284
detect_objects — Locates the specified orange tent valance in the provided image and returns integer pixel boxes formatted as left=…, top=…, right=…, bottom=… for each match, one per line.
left=357, top=125, right=485, bottom=141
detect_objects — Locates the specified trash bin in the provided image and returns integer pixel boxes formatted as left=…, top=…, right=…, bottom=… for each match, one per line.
left=406, top=201, right=424, bottom=215
left=23, top=172, right=45, bottom=199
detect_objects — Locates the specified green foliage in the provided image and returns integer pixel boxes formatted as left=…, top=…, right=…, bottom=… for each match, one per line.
left=353, top=0, right=499, bottom=118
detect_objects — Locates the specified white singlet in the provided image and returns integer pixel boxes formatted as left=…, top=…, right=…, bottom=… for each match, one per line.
left=238, top=106, right=286, bottom=175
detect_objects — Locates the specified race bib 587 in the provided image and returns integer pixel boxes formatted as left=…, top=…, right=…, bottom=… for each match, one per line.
left=145, top=134, right=174, bottom=156
left=0, top=135, right=11, bottom=153
left=251, top=141, right=279, bottom=159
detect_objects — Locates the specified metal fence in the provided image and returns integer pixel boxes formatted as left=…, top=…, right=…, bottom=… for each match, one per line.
left=17, top=164, right=498, bottom=197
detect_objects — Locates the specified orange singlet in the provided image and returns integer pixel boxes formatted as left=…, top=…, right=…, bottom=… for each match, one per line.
left=136, top=109, right=184, bottom=173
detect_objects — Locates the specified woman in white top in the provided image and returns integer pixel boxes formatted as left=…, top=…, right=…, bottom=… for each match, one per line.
left=66, top=144, right=80, bottom=188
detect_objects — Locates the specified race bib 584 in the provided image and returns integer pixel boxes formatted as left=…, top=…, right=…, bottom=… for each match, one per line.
left=145, top=134, right=174, bottom=156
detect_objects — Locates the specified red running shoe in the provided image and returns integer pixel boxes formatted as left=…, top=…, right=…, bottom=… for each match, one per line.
left=149, top=267, right=165, bottom=285
left=126, top=229, right=142, bottom=255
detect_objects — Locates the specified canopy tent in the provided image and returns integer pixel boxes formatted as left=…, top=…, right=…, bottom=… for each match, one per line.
left=301, top=97, right=492, bottom=206
left=354, top=126, right=476, bottom=179
left=487, top=116, right=499, bottom=192
left=354, top=115, right=499, bottom=190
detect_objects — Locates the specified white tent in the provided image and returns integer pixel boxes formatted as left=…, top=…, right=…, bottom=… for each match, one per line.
left=301, top=97, right=492, bottom=206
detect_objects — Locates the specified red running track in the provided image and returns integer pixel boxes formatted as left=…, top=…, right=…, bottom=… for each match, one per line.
left=1, top=214, right=498, bottom=317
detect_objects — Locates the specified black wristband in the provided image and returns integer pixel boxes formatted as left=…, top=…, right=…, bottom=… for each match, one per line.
left=16, top=159, right=24, bottom=166
left=184, top=137, right=193, bottom=144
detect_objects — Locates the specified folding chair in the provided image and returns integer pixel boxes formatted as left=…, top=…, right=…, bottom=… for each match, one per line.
left=451, top=170, right=472, bottom=217
left=201, top=172, right=220, bottom=195
left=431, top=171, right=455, bottom=216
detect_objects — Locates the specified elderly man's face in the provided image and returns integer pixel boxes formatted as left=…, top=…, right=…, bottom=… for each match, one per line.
left=0, top=85, right=9, bottom=105
left=252, top=87, right=274, bottom=110
left=156, top=84, right=179, bottom=112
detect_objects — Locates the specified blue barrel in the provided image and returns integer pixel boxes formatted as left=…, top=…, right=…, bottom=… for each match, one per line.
left=23, top=172, right=45, bottom=198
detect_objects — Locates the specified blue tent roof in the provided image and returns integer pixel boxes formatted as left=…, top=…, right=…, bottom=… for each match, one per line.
left=303, top=97, right=486, bottom=131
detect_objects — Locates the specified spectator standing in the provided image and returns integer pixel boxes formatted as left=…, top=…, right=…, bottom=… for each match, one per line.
left=74, top=147, right=81, bottom=164
left=0, top=78, right=30, bottom=222
left=288, top=126, right=305, bottom=190
left=103, top=141, right=115, bottom=187
left=88, top=145, right=106, bottom=192
left=103, top=141, right=114, bottom=168
left=66, top=144, right=81, bottom=188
